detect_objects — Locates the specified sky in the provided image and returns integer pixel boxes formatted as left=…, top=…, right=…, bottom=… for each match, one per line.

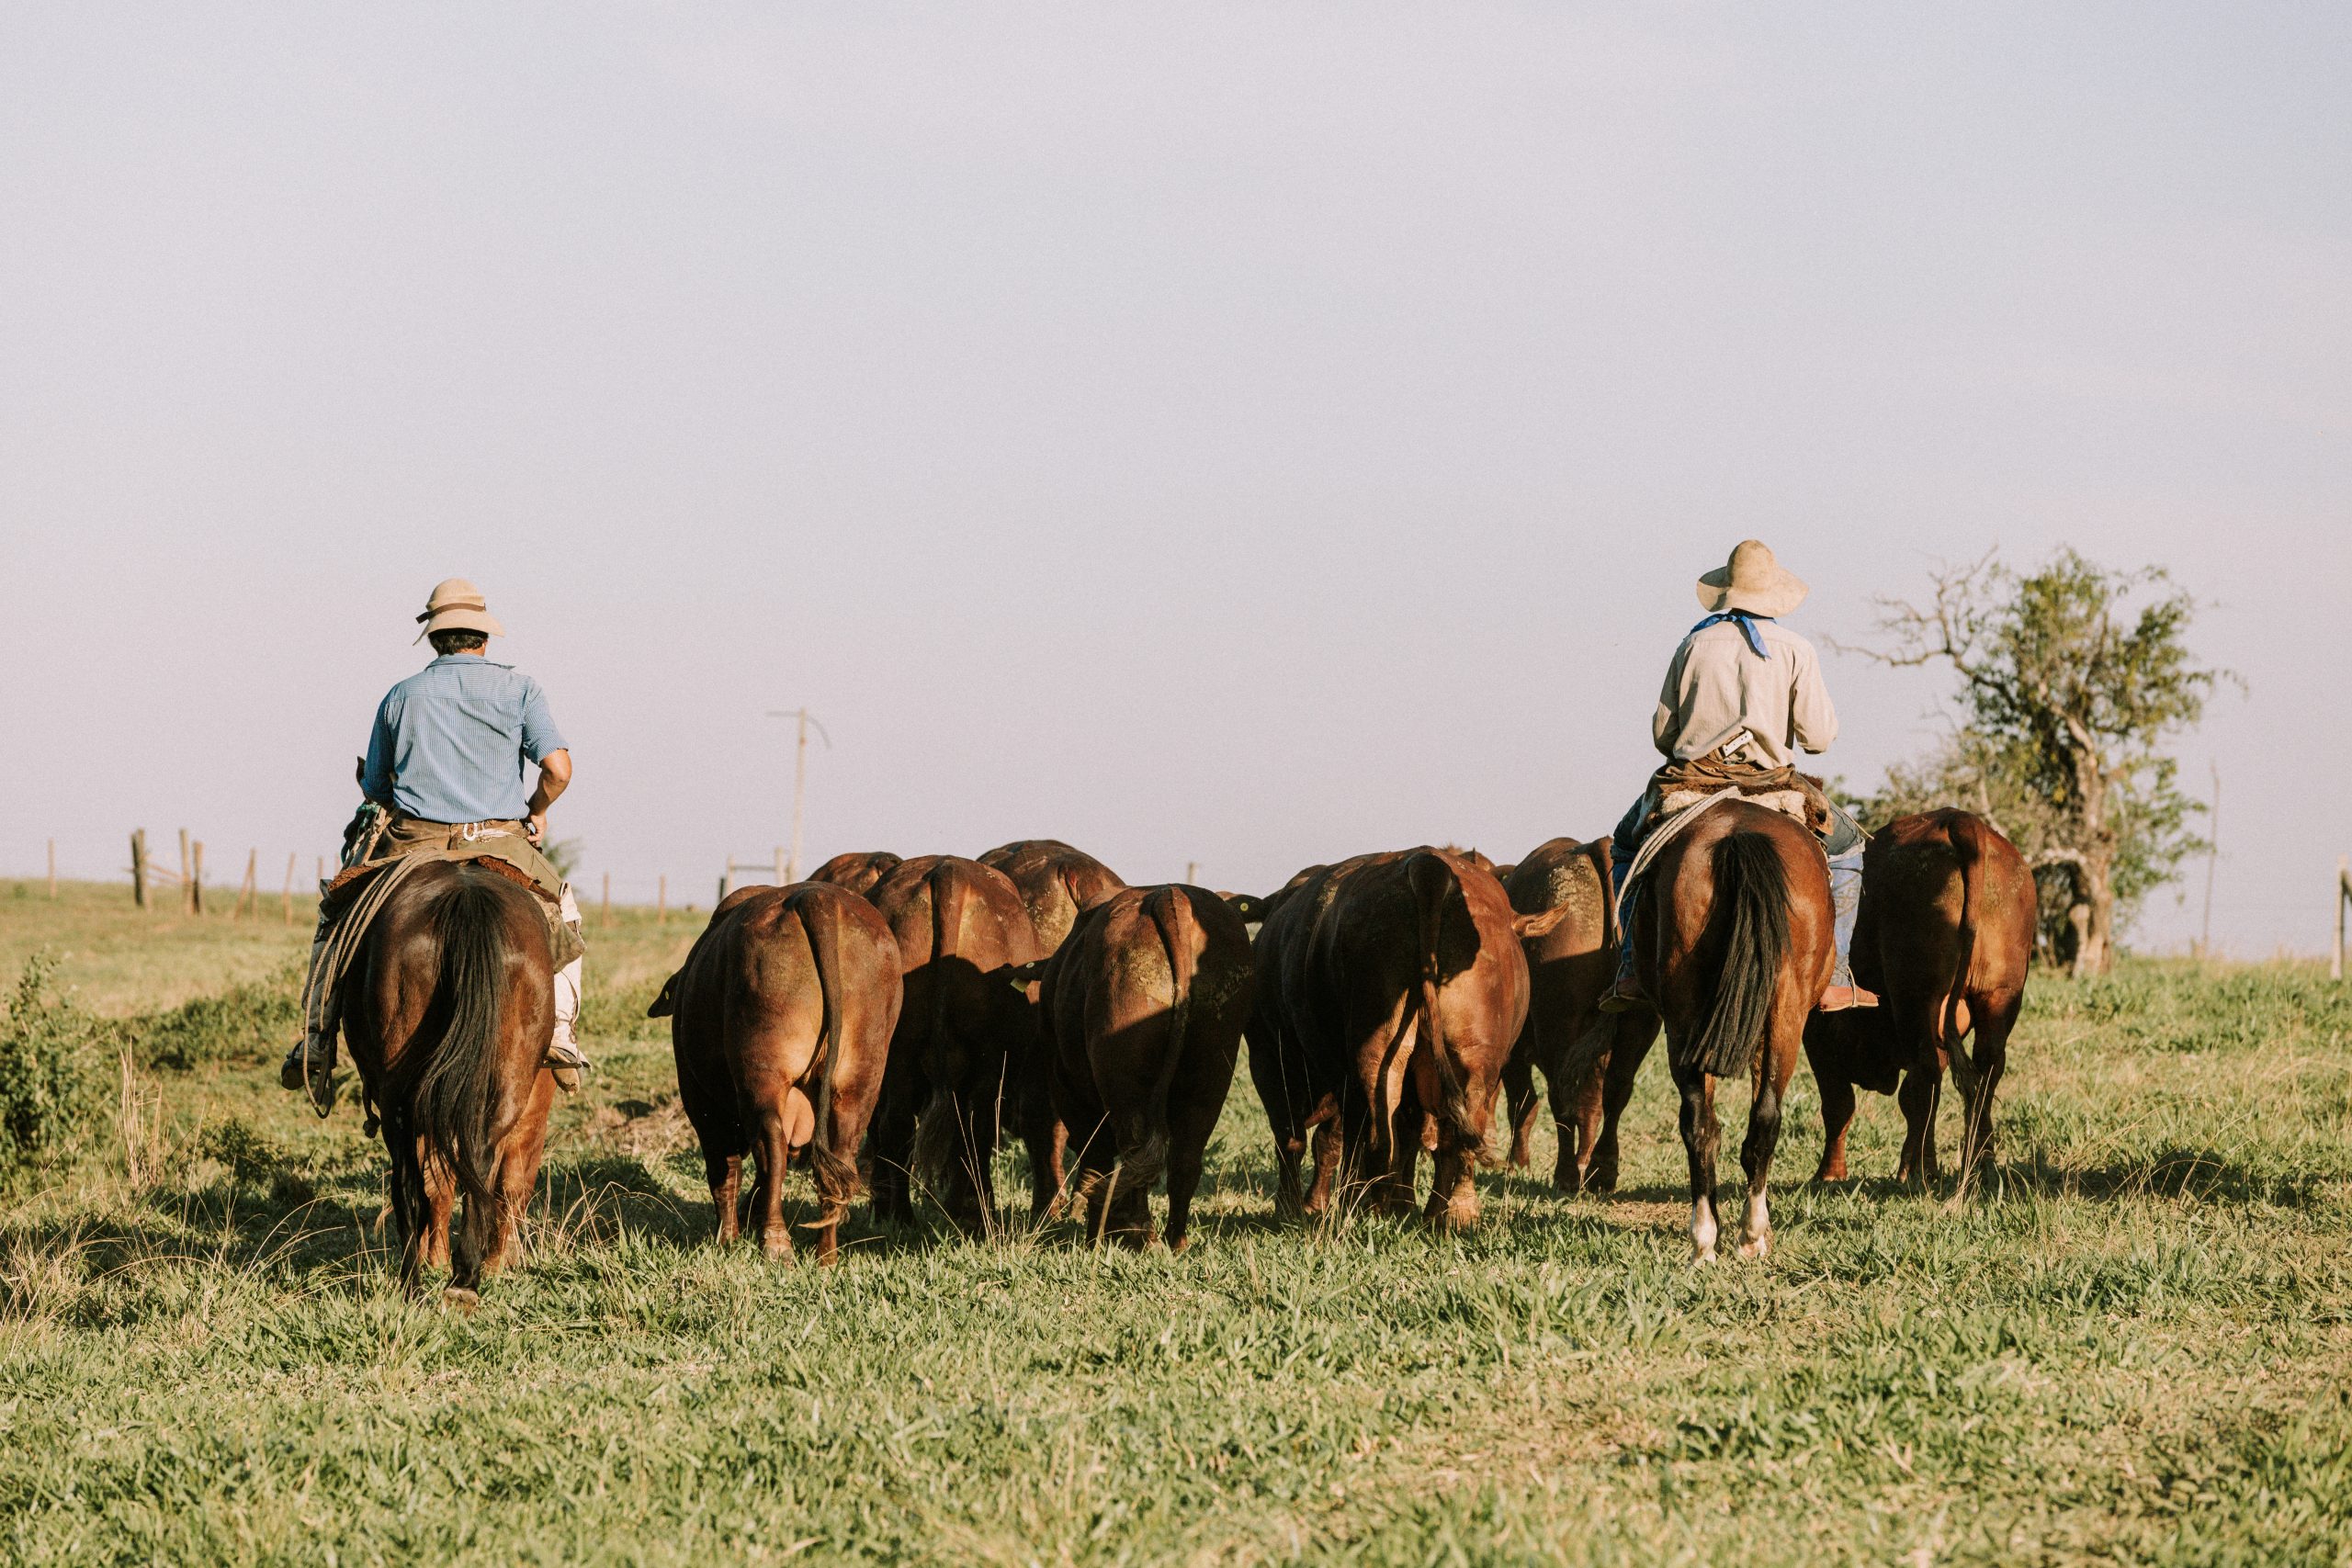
left=3, top=4, right=2345, bottom=954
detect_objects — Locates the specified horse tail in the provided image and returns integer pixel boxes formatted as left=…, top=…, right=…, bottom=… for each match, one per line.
left=1678, top=830, right=1791, bottom=1080
left=410, top=871, right=514, bottom=1215
left=796, top=892, right=860, bottom=1222
left=1404, top=852, right=1479, bottom=1163
left=1122, top=886, right=1198, bottom=1195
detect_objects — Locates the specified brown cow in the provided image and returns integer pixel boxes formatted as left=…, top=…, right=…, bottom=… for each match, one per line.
left=1500, top=837, right=1661, bottom=1193
left=1258, top=848, right=1539, bottom=1227
left=1804, top=808, right=2031, bottom=1185
left=650, top=881, right=900, bottom=1264
left=864, top=855, right=1045, bottom=1231
left=976, top=839, right=1128, bottom=1211
left=1040, top=885, right=1254, bottom=1249
left=977, top=839, right=1127, bottom=953
left=807, top=851, right=904, bottom=898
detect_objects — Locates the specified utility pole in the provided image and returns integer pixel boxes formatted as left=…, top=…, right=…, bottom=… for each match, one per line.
left=765, top=706, right=831, bottom=884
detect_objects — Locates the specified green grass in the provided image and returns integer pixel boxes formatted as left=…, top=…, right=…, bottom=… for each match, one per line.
left=3, top=887, right=2349, bottom=1564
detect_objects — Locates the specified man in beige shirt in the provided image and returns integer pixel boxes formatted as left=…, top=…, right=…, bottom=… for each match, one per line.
left=1600, top=541, right=1875, bottom=1013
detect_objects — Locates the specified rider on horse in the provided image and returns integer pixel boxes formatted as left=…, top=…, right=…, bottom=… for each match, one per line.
left=1598, top=540, right=1878, bottom=1016
left=280, top=578, right=591, bottom=1109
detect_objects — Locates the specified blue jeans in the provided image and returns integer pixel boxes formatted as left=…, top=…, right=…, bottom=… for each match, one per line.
left=1611, top=794, right=1865, bottom=990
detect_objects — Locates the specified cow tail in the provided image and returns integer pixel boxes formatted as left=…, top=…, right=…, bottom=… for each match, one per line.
left=911, top=863, right=972, bottom=1192
left=1124, top=886, right=1198, bottom=1194
left=1678, top=831, right=1790, bottom=1080
left=1941, top=813, right=1987, bottom=1093
left=797, top=894, right=859, bottom=1224
left=1406, top=852, right=1479, bottom=1163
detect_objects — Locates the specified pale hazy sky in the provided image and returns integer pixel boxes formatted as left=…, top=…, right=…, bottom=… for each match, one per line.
left=4, top=5, right=2345, bottom=953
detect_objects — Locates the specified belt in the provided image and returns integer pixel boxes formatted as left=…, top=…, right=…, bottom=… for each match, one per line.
left=394, top=813, right=527, bottom=842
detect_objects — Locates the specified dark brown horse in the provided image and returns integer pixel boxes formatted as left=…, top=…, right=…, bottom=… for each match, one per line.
left=1635, top=802, right=1833, bottom=1261
left=1040, top=885, right=1254, bottom=1249
left=1499, top=836, right=1659, bottom=1193
left=341, top=860, right=559, bottom=1303
left=651, top=882, right=902, bottom=1263
left=1804, top=809, right=2031, bottom=1185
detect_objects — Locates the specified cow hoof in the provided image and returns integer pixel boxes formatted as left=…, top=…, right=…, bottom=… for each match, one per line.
left=761, top=1234, right=793, bottom=1262
left=1738, top=1235, right=1770, bottom=1260
left=443, top=1285, right=480, bottom=1312
left=1690, top=1244, right=1716, bottom=1264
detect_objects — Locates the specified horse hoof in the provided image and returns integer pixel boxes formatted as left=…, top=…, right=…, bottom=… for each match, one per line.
left=1691, top=1244, right=1717, bottom=1264
left=443, top=1286, right=480, bottom=1312
left=1738, top=1235, right=1770, bottom=1259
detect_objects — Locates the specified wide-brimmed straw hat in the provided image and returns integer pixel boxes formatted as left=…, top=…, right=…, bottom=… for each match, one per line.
left=414, top=578, right=506, bottom=642
left=1695, top=540, right=1807, bottom=618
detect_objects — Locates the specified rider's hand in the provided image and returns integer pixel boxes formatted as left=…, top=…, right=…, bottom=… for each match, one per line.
left=526, top=812, right=547, bottom=846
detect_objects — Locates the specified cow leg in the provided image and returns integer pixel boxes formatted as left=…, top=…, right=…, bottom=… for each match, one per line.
left=1501, top=1042, right=1539, bottom=1170
left=1589, top=1013, right=1657, bottom=1195
left=1813, top=1073, right=1857, bottom=1184
left=1384, top=1097, right=1422, bottom=1216
left=1304, top=1108, right=1342, bottom=1217
left=1896, top=1061, right=1942, bottom=1187
left=707, top=1152, right=744, bottom=1243
left=1676, top=1066, right=1722, bottom=1263
left=867, top=1082, right=919, bottom=1226
left=1552, top=1037, right=1604, bottom=1193
left=1956, top=999, right=2017, bottom=1182
left=1163, top=1140, right=1207, bottom=1253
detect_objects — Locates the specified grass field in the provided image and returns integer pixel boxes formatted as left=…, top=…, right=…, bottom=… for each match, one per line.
left=4, top=878, right=2350, bottom=1565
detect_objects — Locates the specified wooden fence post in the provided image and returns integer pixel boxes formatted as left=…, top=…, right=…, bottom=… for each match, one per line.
left=130, top=829, right=148, bottom=908
left=658, top=874, right=667, bottom=925
left=177, top=829, right=192, bottom=914
left=190, top=840, right=205, bottom=915
left=283, top=852, right=298, bottom=926
left=236, top=849, right=257, bottom=919
left=48, top=839, right=56, bottom=899
left=601, top=872, right=611, bottom=926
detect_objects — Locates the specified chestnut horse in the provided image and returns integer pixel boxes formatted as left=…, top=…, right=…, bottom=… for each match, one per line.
left=1634, top=802, right=1833, bottom=1261
left=341, top=860, right=559, bottom=1303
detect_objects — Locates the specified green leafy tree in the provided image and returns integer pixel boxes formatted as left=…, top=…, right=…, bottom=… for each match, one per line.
left=1847, top=549, right=2229, bottom=975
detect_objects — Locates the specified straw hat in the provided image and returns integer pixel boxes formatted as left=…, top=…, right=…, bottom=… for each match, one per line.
left=1695, top=540, right=1807, bottom=618
left=414, top=578, right=506, bottom=641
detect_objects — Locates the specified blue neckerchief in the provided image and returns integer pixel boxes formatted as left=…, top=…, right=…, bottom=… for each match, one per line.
left=1691, top=610, right=1772, bottom=659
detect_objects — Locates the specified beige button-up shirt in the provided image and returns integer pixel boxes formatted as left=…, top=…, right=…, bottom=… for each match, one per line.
left=1653, top=617, right=1838, bottom=768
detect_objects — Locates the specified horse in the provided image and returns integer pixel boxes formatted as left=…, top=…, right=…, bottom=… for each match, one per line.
left=339, top=859, right=560, bottom=1303
left=1634, top=801, right=1834, bottom=1261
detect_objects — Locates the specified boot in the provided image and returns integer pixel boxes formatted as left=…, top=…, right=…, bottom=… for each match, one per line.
left=547, top=913, right=587, bottom=1091
left=1818, top=849, right=1879, bottom=1012
left=1596, top=881, right=1651, bottom=1014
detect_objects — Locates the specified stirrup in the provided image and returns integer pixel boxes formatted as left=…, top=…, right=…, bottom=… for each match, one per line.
left=546, top=1038, right=589, bottom=1092
left=1597, top=977, right=1653, bottom=1015
left=1815, top=985, right=1880, bottom=1013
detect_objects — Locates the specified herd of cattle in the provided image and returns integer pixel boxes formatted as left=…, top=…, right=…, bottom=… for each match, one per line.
left=645, top=811, right=2033, bottom=1263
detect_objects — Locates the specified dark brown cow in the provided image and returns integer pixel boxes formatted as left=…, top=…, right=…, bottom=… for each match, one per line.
left=976, top=839, right=1128, bottom=1212
left=1251, top=848, right=1537, bottom=1228
left=1241, top=858, right=1353, bottom=1217
left=977, top=839, right=1127, bottom=954
left=1040, top=885, right=1254, bottom=1249
left=1804, top=808, right=2032, bottom=1185
left=1500, top=837, right=1660, bottom=1192
left=864, top=855, right=1045, bottom=1231
left=807, top=851, right=904, bottom=898
left=650, top=882, right=900, bottom=1263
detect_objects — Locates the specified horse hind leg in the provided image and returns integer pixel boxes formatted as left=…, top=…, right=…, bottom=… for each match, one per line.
left=1737, top=1078, right=1788, bottom=1259
left=1676, top=1069, right=1722, bottom=1262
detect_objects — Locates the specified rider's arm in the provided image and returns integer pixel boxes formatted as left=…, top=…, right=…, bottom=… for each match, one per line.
left=1789, top=640, right=1838, bottom=755
left=359, top=693, right=399, bottom=807
left=1651, top=639, right=1691, bottom=758
left=526, top=750, right=571, bottom=843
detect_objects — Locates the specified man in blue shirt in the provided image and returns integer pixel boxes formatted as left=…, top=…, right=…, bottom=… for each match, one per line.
left=282, top=579, right=590, bottom=1107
